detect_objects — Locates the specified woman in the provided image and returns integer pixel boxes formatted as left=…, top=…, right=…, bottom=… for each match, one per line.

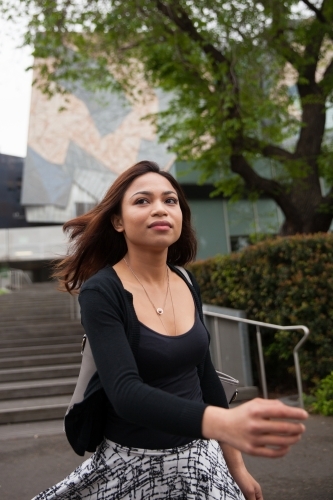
left=32, top=161, right=307, bottom=500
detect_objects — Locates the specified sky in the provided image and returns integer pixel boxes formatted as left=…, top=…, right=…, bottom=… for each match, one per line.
left=0, top=17, right=33, bottom=158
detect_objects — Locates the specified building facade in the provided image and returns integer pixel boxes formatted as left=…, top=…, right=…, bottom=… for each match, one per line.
left=0, top=72, right=287, bottom=279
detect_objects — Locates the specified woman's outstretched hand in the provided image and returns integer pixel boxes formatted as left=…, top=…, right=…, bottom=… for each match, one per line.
left=202, top=398, right=308, bottom=458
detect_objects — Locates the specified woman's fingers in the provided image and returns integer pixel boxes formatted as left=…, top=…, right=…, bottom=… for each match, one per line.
left=248, top=418, right=306, bottom=437
left=246, top=398, right=308, bottom=422
left=253, top=432, right=302, bottom=447
left=248, top=445, right=291, bottom=458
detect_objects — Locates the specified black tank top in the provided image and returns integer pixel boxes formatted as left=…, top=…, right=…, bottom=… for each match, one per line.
left=104, top=309, right=209, bottom=449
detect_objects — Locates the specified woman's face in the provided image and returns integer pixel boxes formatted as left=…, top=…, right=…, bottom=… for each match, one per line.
left=113, top=172, right=183, bottom=251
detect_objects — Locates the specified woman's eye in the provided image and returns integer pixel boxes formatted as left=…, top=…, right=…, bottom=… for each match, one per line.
left=166, top=198, right=178, bottom=204
left=135, top=198, right=149, bottom=205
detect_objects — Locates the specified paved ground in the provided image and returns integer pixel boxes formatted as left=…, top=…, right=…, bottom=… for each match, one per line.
left=0, top=414, right=332, bottom=500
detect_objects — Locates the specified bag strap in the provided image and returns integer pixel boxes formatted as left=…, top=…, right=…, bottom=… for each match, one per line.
left=174, top=266, right=193, bottom=285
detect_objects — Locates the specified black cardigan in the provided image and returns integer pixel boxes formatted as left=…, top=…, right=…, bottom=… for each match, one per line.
left=66, top=265, right=228, bottom=455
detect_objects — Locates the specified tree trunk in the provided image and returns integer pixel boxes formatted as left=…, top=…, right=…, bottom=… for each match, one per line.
left=230, top=153, right=333, bottom=236
left=279, top=182, right=333, bottom=236
left=279, top=212, right=333, bottom=236
left=278, top=100, right=330, bottom=236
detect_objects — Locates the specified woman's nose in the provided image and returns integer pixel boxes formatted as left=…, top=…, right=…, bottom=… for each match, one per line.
left=151, top=201, right=167, bottom=215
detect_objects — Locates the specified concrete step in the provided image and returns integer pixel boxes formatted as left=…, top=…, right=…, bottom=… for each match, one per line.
left=0, top=289, right=71, bottom=305
left=0, top=283, right=61, bottom=294
left=0, top=419, right=65, bottom=439
left=0, top=283, right=82, bottom=425
left=0, top=314, right=74, bottom=327
left=0, top=300, right=71, bottom=308
left=0, top=352, right=82, bottom=369
left=0, top=395, right=70, bottom=424
left=0, top=322, right=83, bottom=339
left=0, top=310, right=72, bottom=321
left=0, top=377, right=77, bottom=400
left=0, top=364, right=80, bottom=382
left=0, top=298, right=72, bottom=307
left=0, top=300, right=72, bottom=310
left=0, top=343, right=81, bottom=358
left=0, top=335, right=82, bottom=349
left=0, top=293, right=64, bottom=302
left=0, top=296, right=73, bottom=304
left=0, top=395, right=69, bottom=410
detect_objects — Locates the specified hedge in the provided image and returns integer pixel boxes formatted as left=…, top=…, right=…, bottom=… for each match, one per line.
left=311, top=371, right=333, bottom=416
left=189, top=233, right=333, bottom=391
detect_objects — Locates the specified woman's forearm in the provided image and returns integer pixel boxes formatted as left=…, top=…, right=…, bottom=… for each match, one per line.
left=219, top=442, right=264, bottom=500
left=219, top=443, right=245, bottom=472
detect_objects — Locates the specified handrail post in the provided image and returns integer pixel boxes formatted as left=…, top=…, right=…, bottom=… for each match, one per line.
left=256, top=325, right=268, bottom=399
left=294, top=351, right=304, bottom=409
left=213, top=316, right=223, bottom=370
left=75, top=294, right=80, bottom=320
left=69, top=294, right=80, bottom=320
left=70, top=295, right=75, bottom=320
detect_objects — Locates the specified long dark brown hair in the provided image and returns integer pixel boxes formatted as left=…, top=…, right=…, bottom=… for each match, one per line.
left=53, top=160, right=197, bottom=292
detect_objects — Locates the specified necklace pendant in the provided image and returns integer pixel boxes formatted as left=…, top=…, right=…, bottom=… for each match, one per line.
left=156, top=308, right=163, bottom=315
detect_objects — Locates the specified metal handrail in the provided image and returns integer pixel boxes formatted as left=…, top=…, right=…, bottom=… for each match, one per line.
left=70, top=293, right=80, bottom=320
left=0, top=268, right=32, bottom=290
left=203, top=311, right=310, bottom=408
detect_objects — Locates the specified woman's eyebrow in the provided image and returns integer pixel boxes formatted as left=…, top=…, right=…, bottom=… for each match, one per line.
left=130, top=190, right=178, bottom=198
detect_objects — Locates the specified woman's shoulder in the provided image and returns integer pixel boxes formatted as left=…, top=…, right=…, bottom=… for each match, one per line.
left=80, top=266, right=122, bottom=296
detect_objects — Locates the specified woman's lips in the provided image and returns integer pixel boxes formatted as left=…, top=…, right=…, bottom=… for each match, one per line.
left=148, top=221, right=171, bottom=229
left=150, top=226, right=170, bottom=230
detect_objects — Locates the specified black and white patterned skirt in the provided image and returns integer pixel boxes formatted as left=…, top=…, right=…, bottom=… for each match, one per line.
left=32, top=438, right=245, bottom=500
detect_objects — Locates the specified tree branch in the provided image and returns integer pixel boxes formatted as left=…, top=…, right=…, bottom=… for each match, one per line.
left=265, top=2, right=304, bottom=69
left=301, top=0, right=327, bottom=24
left=244, top=137, right=294, bottom=161
left=261, top=144, right=294, bottom=161
left=230, top=153, right=299, bottom=223
left=155, top=1, right=229, bottom=66
left=268, top=29, right=303, bottom=69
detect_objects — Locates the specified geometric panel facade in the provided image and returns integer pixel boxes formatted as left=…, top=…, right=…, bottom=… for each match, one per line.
left=61, top=83, right=132, bottom=137
left=21, top=147, right=72, bottom=207
left=21, top=70, right=175, bottom=223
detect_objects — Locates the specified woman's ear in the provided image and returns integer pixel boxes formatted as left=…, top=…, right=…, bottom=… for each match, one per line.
left=111, top=215, right=124, bottom=232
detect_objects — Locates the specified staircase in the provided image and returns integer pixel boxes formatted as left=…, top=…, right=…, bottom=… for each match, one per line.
left=0, top=283, right=83, bottom=424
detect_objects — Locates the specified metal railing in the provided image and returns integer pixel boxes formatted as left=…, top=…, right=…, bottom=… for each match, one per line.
left=203, top=311, right=310, bottom=408
left=69, top=293, right=80, bottom=320
left=0, top=268, right=32, bottom=290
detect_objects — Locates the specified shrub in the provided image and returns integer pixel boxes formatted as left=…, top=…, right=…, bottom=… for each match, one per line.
left=189, top=233, right=333, bottom=391
left=311, top=372, right=333, bottom=416
left=304, top=372, right=333, bottom=416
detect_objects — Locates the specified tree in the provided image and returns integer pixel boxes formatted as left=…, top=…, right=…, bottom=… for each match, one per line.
left=2, top=0, right=333, bottom=235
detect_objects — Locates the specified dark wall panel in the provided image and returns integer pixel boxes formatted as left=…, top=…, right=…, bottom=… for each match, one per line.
left=0, top=153, right=30, bottom=228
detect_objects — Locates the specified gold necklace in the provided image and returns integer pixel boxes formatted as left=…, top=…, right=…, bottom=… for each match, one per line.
left=123, top=257, right=169, bottom=314
left=123, top=258, right=177, bottom=335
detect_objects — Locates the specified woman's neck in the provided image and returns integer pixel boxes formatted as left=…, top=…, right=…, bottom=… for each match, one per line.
left=122, top=250, right=168, bottom=284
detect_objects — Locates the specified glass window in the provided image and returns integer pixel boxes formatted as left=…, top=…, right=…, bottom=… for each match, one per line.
left=189, top=200, right=229, bottom=259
